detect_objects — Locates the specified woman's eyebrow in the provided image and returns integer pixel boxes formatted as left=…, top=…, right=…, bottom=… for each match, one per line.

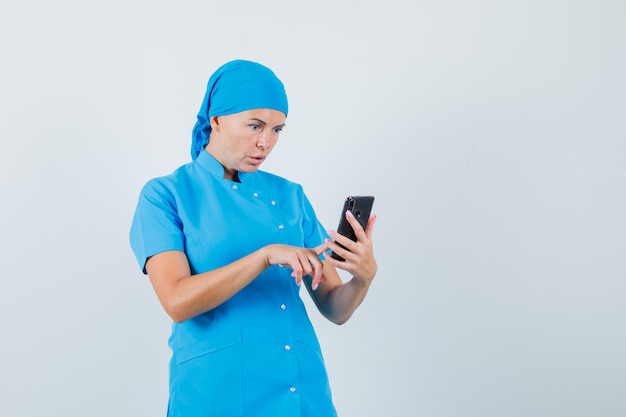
left=248, top=118, right=267, bottom=125
left=249, top=118, right=286, bottom=128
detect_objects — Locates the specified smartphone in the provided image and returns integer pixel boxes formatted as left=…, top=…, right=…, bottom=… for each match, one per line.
left=330, top=195, right=375, bottom=261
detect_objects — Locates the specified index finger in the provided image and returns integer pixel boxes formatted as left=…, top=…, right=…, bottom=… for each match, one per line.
left=345, top=210, right=368, bottom=241
left=313, top=241, right=330, bottom=256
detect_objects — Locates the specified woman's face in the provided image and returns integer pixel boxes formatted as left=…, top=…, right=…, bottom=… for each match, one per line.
left=207, top=108, right=286, bottom=180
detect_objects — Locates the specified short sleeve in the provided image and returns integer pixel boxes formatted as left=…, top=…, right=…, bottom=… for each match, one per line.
left=129, top=179, right=186, bottom=274
left=299, top=187, right=329, bottom=250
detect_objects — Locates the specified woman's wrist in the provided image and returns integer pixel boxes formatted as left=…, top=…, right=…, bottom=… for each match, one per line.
left=257, top=245, right=272, bottom=269
left=349, top=275, right=372, bottom=289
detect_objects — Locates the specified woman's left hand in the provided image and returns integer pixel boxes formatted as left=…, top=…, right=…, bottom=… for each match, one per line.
left=325, top=211, right=377, bottom=285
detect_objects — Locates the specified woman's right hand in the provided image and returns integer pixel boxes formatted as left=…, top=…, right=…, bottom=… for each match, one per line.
left=263, top=243, right=329, bottom=290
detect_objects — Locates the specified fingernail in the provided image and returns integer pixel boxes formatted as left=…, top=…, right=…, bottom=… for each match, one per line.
left=346, top=210, right=354, bottom=217
left=312, top=283, right=319, bottom=291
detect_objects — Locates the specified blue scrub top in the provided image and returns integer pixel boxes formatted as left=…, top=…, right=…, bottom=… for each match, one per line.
left=130, top=150, right=337, bottom=417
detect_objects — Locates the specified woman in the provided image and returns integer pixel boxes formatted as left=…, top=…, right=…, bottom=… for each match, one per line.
left=130, top=60, right=377, bottom=417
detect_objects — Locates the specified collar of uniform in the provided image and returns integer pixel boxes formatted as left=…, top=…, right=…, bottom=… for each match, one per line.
left=195, top=148, right=254, bottom=183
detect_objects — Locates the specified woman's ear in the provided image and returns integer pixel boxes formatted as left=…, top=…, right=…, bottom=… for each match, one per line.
left=209, top=116, right=221, bottom=132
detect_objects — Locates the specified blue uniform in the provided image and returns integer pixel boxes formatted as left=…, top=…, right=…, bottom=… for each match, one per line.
left=130, top=150, right=337, bottom=417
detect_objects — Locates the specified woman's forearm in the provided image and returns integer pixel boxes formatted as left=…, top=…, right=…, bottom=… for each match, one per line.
left=148, top=243, right=326, bottom=323
left=147, top=249, right=270, bottom=323
left=316, top=277, right=371, bottom=325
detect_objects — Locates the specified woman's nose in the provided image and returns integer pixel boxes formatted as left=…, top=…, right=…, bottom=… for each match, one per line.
left=257, top=131, right=271, bottom=148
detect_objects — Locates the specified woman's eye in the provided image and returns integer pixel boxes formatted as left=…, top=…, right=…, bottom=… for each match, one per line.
left=248, top=124, right=261, bottom=131
left=273, top=127, right=283, bottom=134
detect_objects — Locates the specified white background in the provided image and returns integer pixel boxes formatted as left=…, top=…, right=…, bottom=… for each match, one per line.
left=1, top=1, right=625, bottom=416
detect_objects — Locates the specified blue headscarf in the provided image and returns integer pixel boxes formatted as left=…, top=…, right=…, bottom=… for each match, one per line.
left=191, top=60, right=289, bottom=160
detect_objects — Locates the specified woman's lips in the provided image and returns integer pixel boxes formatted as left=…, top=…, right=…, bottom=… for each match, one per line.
left=249, top=155, right=265, bottom=165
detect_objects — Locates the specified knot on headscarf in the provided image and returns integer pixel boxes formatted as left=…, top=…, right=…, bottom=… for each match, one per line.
left=191, top=60, right=289, bottom=160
